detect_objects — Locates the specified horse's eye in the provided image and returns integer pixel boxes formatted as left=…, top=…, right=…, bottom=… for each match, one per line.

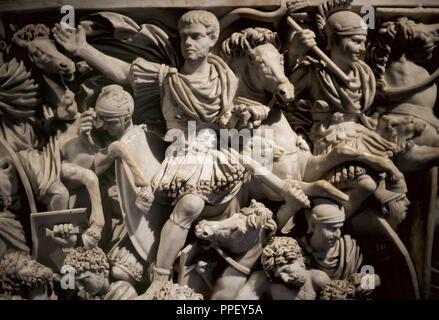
left=41, top=52, right=53, bottom=63
left=257, top=60, right=268, bottom=71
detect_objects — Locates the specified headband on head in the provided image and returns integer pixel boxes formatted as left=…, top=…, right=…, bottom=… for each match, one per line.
left=95, top=84, right=134, bottom=117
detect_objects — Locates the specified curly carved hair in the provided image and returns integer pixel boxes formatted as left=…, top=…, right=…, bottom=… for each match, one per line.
left=221, top=27, right=280, bottom=63
left=368, top=17, right=419, bottom=90
left=64, top=246, right=110, bottom=278
left=320, top=279, right=356, bottom=300
left=240, top=199, right=277, bottom=235
left=0, top=250, right=53, bottom=295
left=12, top=24, right=50, bottom=45
left=154, top=281, right=203, bottom=300
left=261, top=236, right=303, bottom=281
left=178, top=10, right=219, bottom=43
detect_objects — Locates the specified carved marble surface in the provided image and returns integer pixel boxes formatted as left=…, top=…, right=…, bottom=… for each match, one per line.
left=0, top=0, right=438, bottom=300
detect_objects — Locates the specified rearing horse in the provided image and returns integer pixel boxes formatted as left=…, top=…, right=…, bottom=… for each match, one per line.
left=369, top=17, right=439, bottom=172
left=221, top=27, right=405, bottom=224
left=368, top=16, right=439, bottom=299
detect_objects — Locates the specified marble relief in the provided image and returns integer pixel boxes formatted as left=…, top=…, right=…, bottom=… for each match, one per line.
left=0, top=0, right=438, bottom=300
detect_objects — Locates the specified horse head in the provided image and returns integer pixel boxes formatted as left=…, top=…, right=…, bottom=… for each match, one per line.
left=12, top=24, right=75, bottom=82
left=371, top=18, right=439, bottom=92
left=195, top=200, right=277, bottom=254
left=370, top=18, right=439, bottom=149
left=376, top=114, right=426, bottom=149
left=222, top=28, right=294, bottom=104
left=395, top=18, right=439, bottom=62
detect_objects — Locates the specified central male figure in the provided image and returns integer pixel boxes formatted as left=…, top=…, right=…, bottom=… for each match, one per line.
left=53, top=10, right=244, bottom=297
left=135, top=11, right=244, bottom=296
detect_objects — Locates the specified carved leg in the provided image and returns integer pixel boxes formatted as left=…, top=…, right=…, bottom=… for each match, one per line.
left=139, top=193, right=205, bottom=299
left=61, top=162, right=105, bottom=247
left=304, top=145, right=403, bottom=183
left=42, top=180, right=69, bottom=211
left=396, top=145, right=439, bottom=172
left=342, top=174, right=378, bottom=219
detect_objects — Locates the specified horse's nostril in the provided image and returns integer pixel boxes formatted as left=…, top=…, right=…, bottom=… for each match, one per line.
left=279, top=89, right=286, bottom=95
left=202, top=230, right=210, bottom=237
left=59, top=63, right=68, bottom=69
left=0, top=160, right=10, bottom=170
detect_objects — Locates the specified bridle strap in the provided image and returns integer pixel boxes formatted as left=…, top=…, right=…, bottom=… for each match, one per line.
left=211, top=243, right=252, bottom=275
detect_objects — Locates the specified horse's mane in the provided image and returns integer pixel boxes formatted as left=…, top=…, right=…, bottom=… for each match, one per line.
left=8, top=24, right=54, bottom=72
left=0, top=58, right=40, bottom=117
left=12, top=24, right=50, bottom=44
left=368, top=17, right=418, bottom=90
left=6, top=24, right=53, bottom=100
left=240, top=200, right=277, bottom=235
left=220, top=27, right=280, bottom=64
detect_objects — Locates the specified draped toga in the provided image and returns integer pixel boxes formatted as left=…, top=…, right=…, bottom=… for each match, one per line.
left=289, top=57, right=400, bottom=157
left=300, top=234, right=363, bottom=280
left=289, top=57, right=403, bottom=188
left=129, top=54, right=244, bottom=205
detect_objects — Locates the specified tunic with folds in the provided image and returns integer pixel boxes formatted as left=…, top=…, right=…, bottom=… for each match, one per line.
left=129, top=54, right=245, bottom=205
left=289, top=57, right=401, bottom=184
left=289, top=57, right=400, bottom=157
left=299, top=235, right=363, bottom=281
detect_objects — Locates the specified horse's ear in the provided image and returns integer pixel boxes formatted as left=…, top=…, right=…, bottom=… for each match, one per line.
left=242, top=38, right=256, bottom=61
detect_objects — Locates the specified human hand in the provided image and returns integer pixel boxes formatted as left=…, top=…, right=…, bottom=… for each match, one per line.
left=288, top=28, right=317, bottom=58
left=52, top=23, right=87, bottom=56
left=81, top=223, right=102, bottom=249
left=78, top=109, right=96, bottom=146
left=135, top=186, right=154, bottom=214
left=382, top=158, right=404, bottom=183
left=47, top=223, right=78, bottom=248
left=248, top=104, right=270, bottom=128
left=284, top=179, right=311, bottom=209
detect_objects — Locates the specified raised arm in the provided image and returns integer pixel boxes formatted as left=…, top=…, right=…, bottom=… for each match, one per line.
left=52, top=24, right=131, bottom=84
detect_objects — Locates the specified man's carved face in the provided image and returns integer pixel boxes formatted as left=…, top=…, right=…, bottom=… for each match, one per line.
left=56, top=89, right=78, bottom=121
left=313, top=222, right=343, bottom=251
left=180, top=23, right=214, bottom=62
left=96, top=114, right=127, bottom=138
left=75, top=270, right=106, bottom=297
left=10, top=253, right=53, bottom=296
left=273, top=259, right=307, bottom=288
left=339, top=34, right=367, bottom=63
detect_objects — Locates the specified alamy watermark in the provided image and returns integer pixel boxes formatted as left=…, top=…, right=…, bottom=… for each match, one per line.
left=360, top=5, right=375, bottom=30
left=60, top=5, right=75, bottom=30
left=60, top=264, right=76, bottom=290
left=360, top=265, right=376, bottom=290
left=164, top=121, right=276, bottom=175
